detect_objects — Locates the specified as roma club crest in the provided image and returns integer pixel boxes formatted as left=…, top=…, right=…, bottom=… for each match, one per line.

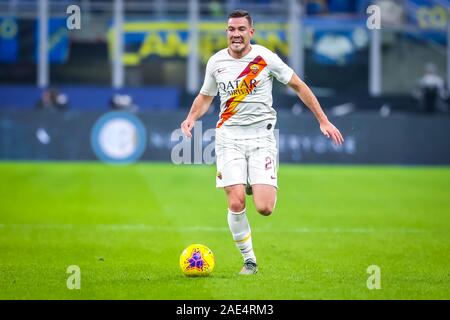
left=250, top=64, right=259, bottom=74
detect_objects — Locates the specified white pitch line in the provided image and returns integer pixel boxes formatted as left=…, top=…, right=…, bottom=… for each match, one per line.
left=0, top=223, right=425, bottom=234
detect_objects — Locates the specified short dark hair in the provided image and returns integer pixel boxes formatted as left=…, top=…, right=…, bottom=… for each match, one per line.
left=228, top=10, right=253, bottom=27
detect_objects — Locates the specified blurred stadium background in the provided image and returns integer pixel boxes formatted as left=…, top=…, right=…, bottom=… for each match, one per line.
left=0, top=0, right=449, bottom=299
left=0, top=0, right=449, bottom=163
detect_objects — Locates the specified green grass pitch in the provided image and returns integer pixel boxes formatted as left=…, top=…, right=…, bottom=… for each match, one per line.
left=0, top=162, right=449, bottom=299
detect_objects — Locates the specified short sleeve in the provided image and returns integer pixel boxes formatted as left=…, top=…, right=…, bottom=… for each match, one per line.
left=268, top=51, right=294, bottom=85
left=199, top=57, right=218, bottom=96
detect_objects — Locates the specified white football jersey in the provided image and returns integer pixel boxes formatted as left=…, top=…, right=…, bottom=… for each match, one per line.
left=200, top=44, right=294, bottom=138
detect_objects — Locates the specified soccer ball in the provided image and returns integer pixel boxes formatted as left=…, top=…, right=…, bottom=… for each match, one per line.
left=179, top=244, right=215, bottom=277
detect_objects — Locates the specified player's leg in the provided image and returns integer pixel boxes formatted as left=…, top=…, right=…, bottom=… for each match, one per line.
left=224, top=184, right=258, bottom=274
left=248, top=134, right=278, bottom=216
left=216, top=136, right=257, bottom=274
left=225, top=184, right=246, bottom=212
left=252, top=184, right=277, bottom=216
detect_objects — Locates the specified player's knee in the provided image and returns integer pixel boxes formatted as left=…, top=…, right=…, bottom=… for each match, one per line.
left=229, top=197, right=245, bottom=213
left=256, top=204, right=274, bottom=216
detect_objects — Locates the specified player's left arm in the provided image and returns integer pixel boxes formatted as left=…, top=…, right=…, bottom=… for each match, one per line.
left=287, top=73, right=344, bottom=145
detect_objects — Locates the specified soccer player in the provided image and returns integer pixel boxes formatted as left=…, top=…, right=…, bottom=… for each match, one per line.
left=181, top=10, right=344, bottom=275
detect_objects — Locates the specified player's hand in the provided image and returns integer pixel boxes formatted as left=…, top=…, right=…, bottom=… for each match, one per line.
left=181, top=118, right=195, bottom=138
left=320, top=121, right=344, bottom=146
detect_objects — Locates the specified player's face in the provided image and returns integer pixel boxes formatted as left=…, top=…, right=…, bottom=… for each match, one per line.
left=227, top=17, right=254, bottom=56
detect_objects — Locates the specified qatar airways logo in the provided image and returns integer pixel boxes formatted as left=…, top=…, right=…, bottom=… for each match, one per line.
left=218, top=79, right=259, bottom=96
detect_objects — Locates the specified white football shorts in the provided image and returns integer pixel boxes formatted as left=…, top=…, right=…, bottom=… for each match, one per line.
left=215, top=132, right=278, bottom=188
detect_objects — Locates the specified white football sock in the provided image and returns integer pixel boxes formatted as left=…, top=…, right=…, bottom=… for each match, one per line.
left=227, top=208, right=256, bottom=263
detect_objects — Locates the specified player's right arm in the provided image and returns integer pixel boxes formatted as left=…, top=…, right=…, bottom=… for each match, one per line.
left=181, top=54, right=218, bottom=138
left=181, top=94, right=215, bottom=138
